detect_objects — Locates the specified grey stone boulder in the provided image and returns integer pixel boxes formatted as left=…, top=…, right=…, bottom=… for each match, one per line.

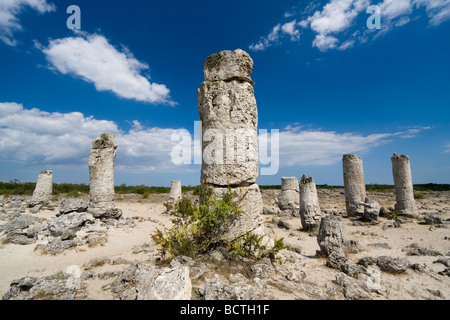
left=58, top=197, right=88, bottom=216
left=358, top=256, right=409, bottom=274
left=47, top=212, right=94, bottom=240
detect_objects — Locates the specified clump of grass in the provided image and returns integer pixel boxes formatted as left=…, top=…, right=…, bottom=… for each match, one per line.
left=414, top=192, right=425, bottom=200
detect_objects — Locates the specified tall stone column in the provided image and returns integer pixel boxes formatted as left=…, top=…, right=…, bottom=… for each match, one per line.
left=391, top=153, right=418, bottom=218
left=299, top=175, right=322, bottom=231
left=169, top=180, right=182, bottom=200
left=30, top=170, right=53, bottom=206
left=276, top=177, right=300, bottom=216
left=87, top=133, right=122, bottom=219
left=197, top=49, right=264, bottom=240
left=342, top=154, right=366, bottom=217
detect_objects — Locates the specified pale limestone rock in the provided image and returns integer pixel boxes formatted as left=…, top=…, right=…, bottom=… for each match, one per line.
left=299, top=175, right=322, bottom=231
left=88, top=133, right=122, bottom=219
left=198, top=50, right=258, bottom=187
left=276, top=177, right=300, bottom=217
left=203, top=49, right=255, bottom=85
left=148, top=266, right=192, bottom=300
left=391, top=153, right=418, bottom=218
left=210, top=184, right=264, bottom=240
left=363, top=197, right=380, bottom=222
left=169, top=180, right=182, bottom=200
left=342, top=154, right=366, bottom=217
left=30, top=170, right=52, bottom=206
left=317, top=215, right=346, bottom=257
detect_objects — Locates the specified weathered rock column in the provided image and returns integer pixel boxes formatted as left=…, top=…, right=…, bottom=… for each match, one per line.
left=299, top=175, right=322, bottom=231
left=391, top=153, right=418, bottom=218
left=342, top=154, right=366, bottom=217
left=169, top=180, right=182, bottom=200
left=87, top=133, right=122, bottom=219
left=317, top=215, right=346, bottom=257
left=30, top=170, right=53, bottom=207
left=276, top=177, right=300, bottom=216
left=197, top=49, right=264, bottom=240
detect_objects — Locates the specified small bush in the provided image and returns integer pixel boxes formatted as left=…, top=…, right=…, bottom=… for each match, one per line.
left=414, top=192, right=425, bottom=200
left=152, top=184, right=285, bottom=263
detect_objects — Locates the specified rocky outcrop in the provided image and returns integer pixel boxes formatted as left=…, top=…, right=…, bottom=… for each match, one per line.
left=299, top=175, right=322, bottom=231
left=197, top=49, right=264, bottom=240
left=317, top=215, right=346, bottom=257
left=87, top=133, right=122, bottom=219
left=276, top=177, right=300, bottom=217
left=391, top=153, right=418, bottom=218
left=342, top=154, right=366, bottom=217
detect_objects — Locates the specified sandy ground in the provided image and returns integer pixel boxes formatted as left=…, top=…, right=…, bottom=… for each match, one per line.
left=0, top=189, right=449, bottom=300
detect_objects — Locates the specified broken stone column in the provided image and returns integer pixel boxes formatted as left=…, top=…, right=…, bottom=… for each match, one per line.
left=169, top=180, right=182, bottom=200
left=391, top=153, right=418, bottom=218
left=276, top=177, right=300, bottom=216
left=30, top=170, right=53, bottom=206
left=299, top=175, right=322, bottom=231
left=317, top=215, right=346, bottom=257
left=87, top=133, right=122, bottom=219
left=197, top=49, right=264, bottom=240
left=362, top=197, right=380, bottom=222
left=342, top=154, right=366, bottom=217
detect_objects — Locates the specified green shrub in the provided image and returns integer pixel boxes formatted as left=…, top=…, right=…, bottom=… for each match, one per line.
left=152, top=184, right=286, bottom=263
left=414, top=192, right=425, bottom=199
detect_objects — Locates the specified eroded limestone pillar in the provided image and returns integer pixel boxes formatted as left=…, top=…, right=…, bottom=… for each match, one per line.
left=88, top=133, right=122, bottom=219
left=391, top=153, right=418, bottom=218
left=276, top=177, right=300, bottom=216
left=299, top=175, right=322, bottom=231
left=342, top=154, right=366, bottom=217
left=31, top=170, right=53, bottom=205
left=169, top=180, right=182, bottom=200
left=197, top=49, right=264, bottom=240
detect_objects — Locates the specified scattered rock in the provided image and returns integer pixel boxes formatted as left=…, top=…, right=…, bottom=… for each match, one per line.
left=58, top=197, right=88, bottom=216
left=358, top=256, right=409, bottom=274
left=333, top=272, right=372, bottom=300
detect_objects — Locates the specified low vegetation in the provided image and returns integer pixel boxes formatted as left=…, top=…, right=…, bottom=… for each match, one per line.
left=152, top=184, right=287, bottom=263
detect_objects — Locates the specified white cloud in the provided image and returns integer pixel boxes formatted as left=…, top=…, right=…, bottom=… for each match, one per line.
left=250, top=20, right=301, bottom=51
left=41, top=32, right=175, bottom=105
left=251, top=0, right=450, bottom=52
left=0, top=0, right=55, bottom=46
left=0, top=103, right=184, bottom=172
left=312, top=34, right=339, bottom=51
left=0, top=103, right=433, bottom=173
left=277, top=125, right=393, bottom=166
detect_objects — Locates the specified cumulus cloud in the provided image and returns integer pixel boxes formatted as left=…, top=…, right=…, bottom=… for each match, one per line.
left=250, top=0, right=450, bottom=52
left=41, top=32, right=175, bottom=105
left=0, top=0, right=55, bottom=46
left=0, top=103, right=433, bottom=173
left=277, top=125, right=393, bottom=166
left=0, top=103, right=184, bottom=172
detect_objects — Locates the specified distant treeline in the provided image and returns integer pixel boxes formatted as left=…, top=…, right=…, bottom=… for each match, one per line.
left=1, top=180, right=449, bottom=196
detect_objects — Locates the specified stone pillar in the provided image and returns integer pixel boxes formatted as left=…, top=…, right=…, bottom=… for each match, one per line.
left=31, top=170, right=53, bottom=205
left=391, top=153, right=418, bottom=218
left=169, top=180, right=182, bottom=200
left=317, top=215, right=346, bottom=257
left=87, top=133, right=122, bottom=219
left=299, top=175, right=322, bottom=231
left=276, top=177, right=300, bottom=216
left=197, top=49, right=264, bottom=240
left=342, top=154, right=366, bottom=217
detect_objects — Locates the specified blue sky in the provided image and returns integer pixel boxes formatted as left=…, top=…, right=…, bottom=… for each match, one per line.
left=0, top=0, right=449, bottom=187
